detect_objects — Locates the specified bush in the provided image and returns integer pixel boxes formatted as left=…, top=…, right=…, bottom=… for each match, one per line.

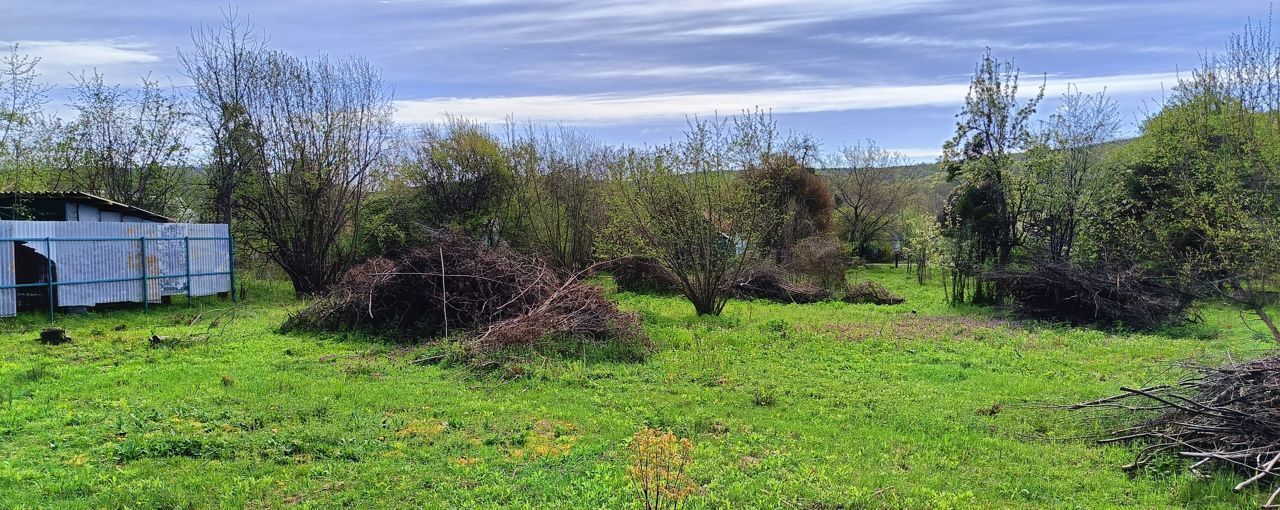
left=786, top=235, right=846, bottom=290
left=842, top=280, right=905, bottom=305
left=283, top=228, right=650, bottom=358
left=628, top=428, right=696, bottom=510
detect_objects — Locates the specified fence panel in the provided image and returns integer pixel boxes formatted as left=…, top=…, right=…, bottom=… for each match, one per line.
left=0, top=221, right=234, bottom=320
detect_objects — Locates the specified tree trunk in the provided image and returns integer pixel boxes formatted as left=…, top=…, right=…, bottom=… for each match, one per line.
left=689, top=291, right=723, bottom=316
left=1253, top=303, right=1280, bottom=345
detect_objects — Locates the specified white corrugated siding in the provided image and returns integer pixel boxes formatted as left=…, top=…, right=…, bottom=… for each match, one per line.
left=0, top=236, right=12, bottom=316
left=0, top=221, right=231, bottom=317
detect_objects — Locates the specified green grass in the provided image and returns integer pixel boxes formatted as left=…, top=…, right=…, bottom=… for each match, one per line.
left=0, top=265, right=1275, bottom=509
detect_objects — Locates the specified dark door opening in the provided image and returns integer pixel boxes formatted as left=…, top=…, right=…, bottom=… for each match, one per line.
left=14, top=242, right=57, bottom=312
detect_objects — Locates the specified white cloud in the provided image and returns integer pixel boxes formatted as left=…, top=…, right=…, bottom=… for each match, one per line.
left=820, top=33, right=1182, bottom=54
left=5, top=39, right=161, bottom=67
left=524, top=63, right=816, bottom=85
left=391, top=0, right=951, bottom=47
left=675, top=18, right=817, bottom=38
left=394, top=71, right=1181, bottom=125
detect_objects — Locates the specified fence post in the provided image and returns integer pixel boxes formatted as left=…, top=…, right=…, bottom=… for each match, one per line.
left=140, top=236, right=148, bottom=313
left=228, top=234, right=237, bottom=303
left=184, top=236, right=192, bottom=307
left=45, top=237, right=54, bottom=322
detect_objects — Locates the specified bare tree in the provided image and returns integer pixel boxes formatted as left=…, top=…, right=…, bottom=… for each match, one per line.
left=0, top=44, right=52, bottom=212
left=827, top=140, right=908, bottom=258
left=55, top=72, right=190, bottom=216
left=605, top=113, right=784, bottom=316
left=505, top=122, right=608, bottom=271
left=235, top=52, right=393, bottom=295
left=179, top=10, right=266, bottom=224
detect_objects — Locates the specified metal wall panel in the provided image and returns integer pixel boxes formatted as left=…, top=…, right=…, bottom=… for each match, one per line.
left=0, top=221, right=232, bottom=317
left=0, top=223, right=13, bottom=316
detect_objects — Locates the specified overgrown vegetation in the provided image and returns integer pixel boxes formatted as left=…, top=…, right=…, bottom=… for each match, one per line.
left=5, top=5, right=1280, bottom=508
left=0, top=267, right=1274, bottom=508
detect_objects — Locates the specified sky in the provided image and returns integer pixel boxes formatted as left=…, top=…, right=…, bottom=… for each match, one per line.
left=2, top=0, right=1271, bottom=159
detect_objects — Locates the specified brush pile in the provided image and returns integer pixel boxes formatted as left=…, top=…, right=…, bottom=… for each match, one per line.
left=729, top=265, right=830, bottom=304
left=843, top=280, right=905, bottom=305
left=283, top=229, right=648, bottom=355
left=1072, top=355, right=1280, bottom=507
left=611, top=257, right=681, bottom=294
left=989, top=262, right=1191, bottom=328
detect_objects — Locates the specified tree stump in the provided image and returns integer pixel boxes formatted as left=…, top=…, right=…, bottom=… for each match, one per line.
left=38, top=327, right=71, bottom=345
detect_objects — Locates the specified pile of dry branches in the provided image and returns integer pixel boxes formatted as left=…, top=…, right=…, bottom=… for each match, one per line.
left=843, top=280, right=905, bottom=305
left=1072, top=355, right=1280, bottom=507
left=729, top=265, right=830, bottom=304
left=990, top=262, right=1192, bottom=329
left=610, top=257, right=681, bottom=294
left=283, top=229, right=649, bottom=355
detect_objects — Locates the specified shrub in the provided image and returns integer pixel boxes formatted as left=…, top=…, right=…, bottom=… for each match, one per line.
left=786, top=235, right=846, bottom=291
left=628, top=428, right=696, bottom=510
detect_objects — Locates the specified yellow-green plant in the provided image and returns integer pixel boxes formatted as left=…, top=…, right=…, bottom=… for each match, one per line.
left=627, top=428, right=696, bottom=510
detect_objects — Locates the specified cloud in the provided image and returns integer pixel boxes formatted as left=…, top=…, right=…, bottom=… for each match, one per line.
left=5, top=39, right=162, bottom=67
left=394, top=71, right=1181, bottom=125
left=819, top=33, right=1182, bottom=54
left=386, top=0, right=952, bottom=47
left=521, top=63, right=817, bottom=85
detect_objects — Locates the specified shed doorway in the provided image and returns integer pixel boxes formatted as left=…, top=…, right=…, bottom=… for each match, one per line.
left=14, top=242, right=56, bottom=312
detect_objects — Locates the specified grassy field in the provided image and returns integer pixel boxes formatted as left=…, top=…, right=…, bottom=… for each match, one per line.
left=0, top=265, right=1275, bottom=509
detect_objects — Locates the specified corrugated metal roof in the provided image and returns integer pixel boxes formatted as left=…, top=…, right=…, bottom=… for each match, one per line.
left=1, top=192, right=174, bottom=222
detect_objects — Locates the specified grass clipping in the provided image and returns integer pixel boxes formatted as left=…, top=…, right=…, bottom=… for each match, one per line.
left=283, top=228, right=649, bottom=358
left=1072, top=355, right=1280, bottom=507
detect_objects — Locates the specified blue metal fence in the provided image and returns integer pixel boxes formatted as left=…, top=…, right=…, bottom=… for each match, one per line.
left=0, top=235, right=236, bottom=321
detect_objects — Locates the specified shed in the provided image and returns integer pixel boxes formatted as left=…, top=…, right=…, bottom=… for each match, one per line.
left=0, top=191, right=175, bottom=223
left=0, top=193, right=232, bottom=318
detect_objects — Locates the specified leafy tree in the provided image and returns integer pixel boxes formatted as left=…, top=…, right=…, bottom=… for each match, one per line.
left=1098, top=88, right=1280, bottom=342
left=743, top=152, right=833, bottom=264
left=898, top=209, right=943, bottom=285
left=1023, top=86, right=1120, bottom=263
left=403, top=117, right=513, bottom=242
left=939, top=49, right=1043, bottom=305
